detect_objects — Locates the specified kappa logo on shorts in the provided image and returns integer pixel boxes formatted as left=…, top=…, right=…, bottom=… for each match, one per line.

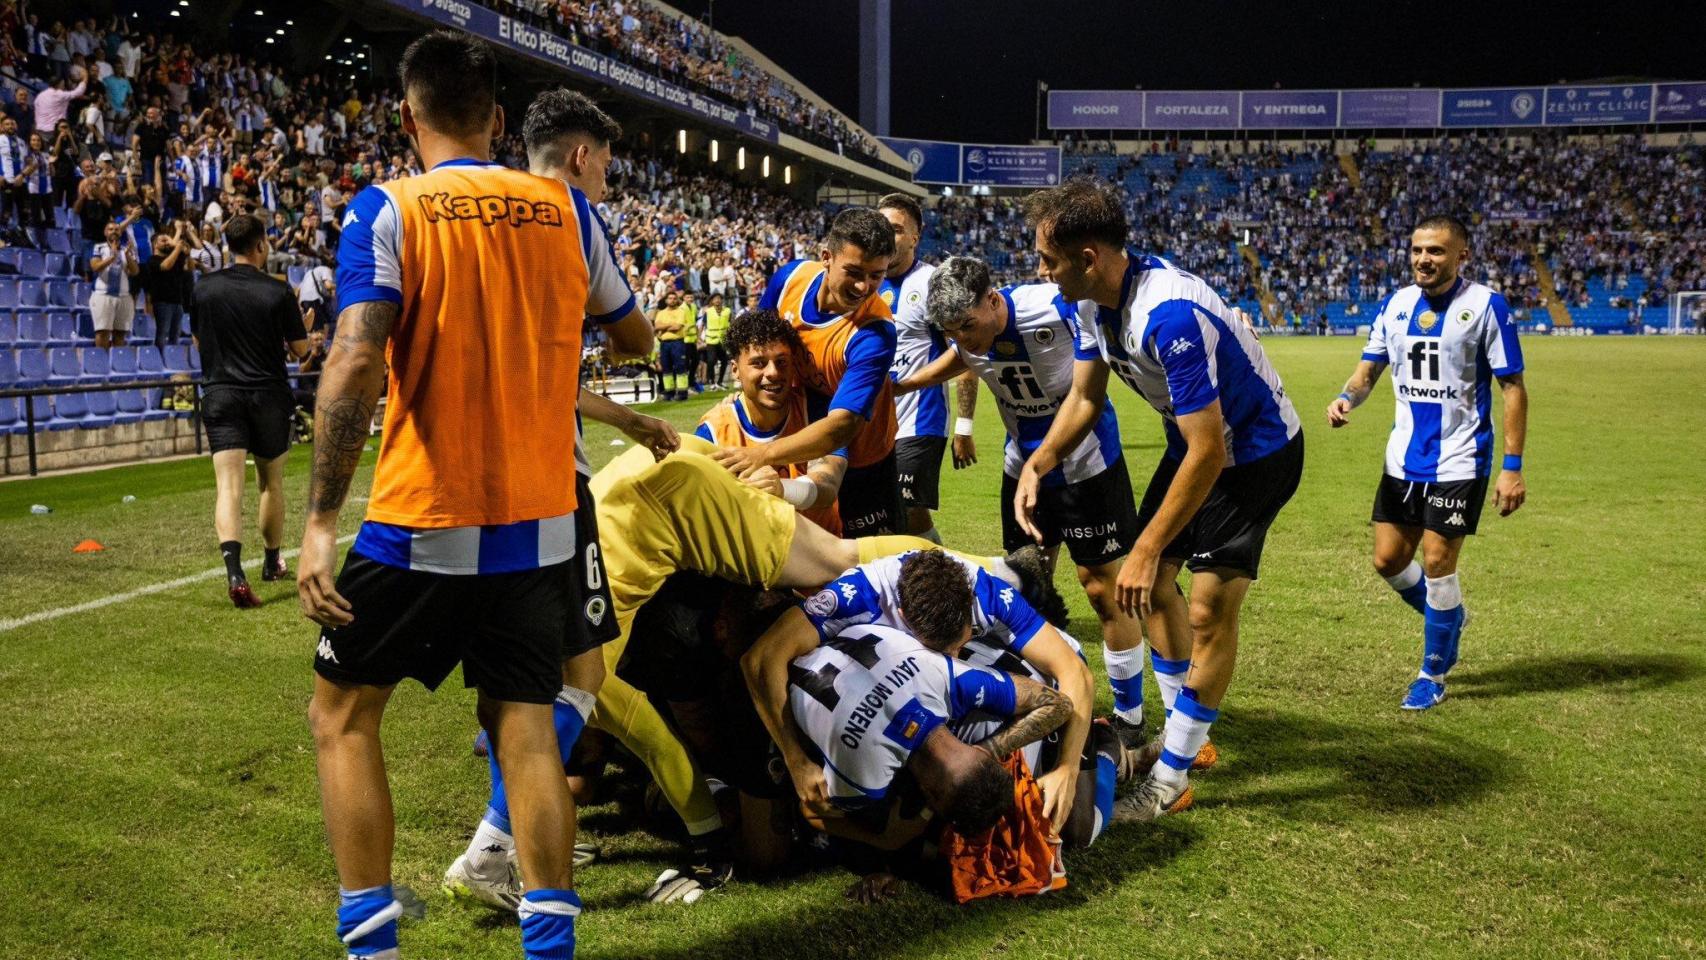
left=1103, top=538, right=1121, bottom=555
left=316, top=636, right=339, bottom=664
left=584, top=595, right=608, bottom=626
left=1446, top=512, right=1466, bottom=527
left=806, top=589, right=840, bottom=617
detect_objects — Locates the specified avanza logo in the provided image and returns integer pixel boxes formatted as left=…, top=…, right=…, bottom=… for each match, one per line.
left=418, top=193, right=565, bottom=228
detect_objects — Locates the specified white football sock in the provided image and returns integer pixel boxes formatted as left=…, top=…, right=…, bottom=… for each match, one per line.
left=465, top=819, right=514, bottom=876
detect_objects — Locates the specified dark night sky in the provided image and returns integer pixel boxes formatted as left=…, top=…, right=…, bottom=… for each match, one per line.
left=683, top=1, right=1706, bottom=143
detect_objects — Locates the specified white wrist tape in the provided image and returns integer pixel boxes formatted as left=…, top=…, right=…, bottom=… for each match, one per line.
left=954, top=417, right=975, bottom=437
left=780, top=477, right=817, bottom=508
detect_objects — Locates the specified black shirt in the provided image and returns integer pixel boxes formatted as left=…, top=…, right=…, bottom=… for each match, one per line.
left=135, top=119, right=170, bottom=160
left=190, top=264, right=306, bottom=389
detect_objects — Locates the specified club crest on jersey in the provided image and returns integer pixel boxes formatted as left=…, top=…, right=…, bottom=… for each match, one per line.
left=1458, top=310, right=1473, bottom=324
left=1417, top=310, right=1439, bottom=332
left=1034, top=326, right=1055, bottom=345
left=881, top=289, right=896, bottom=308
left=806, top=589, right=839, bottom=617
left=995, top=341, right=1018, bottom=357
left=906, top=290, right=922, bottom=305
left=584, top=596, right=607, bottom=626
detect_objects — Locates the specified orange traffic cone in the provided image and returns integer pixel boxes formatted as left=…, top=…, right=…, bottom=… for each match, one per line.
left=73, top=539, right=105, bottom=553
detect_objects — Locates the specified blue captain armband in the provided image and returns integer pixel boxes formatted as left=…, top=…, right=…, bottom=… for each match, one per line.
left=1503, top=454, right=1523, bottom=472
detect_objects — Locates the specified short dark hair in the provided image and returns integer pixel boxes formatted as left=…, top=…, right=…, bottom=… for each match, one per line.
left=877, top=192, right=923, bottom=231
left=723, top=308, right=800, bottom=361
left=825, top=207, right=896, bottom=260
left=524, top=88, right=623, bottom=168
left=897, top=550, right=972, bottom=651
left=1022, top=177, right=1127, bottom=253
left=942, top=752, right=1015, bottom=835
left=399, top=31, right=497, bottom=139
left=1415, top=214, right=1471, bottom=245
left=1002, top=545, right=1069, bottom=629
left=223, top=214, right=266, bottom=256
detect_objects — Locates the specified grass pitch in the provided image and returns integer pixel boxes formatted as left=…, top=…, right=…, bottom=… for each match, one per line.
left=1, top=337, right=1702, bottom=959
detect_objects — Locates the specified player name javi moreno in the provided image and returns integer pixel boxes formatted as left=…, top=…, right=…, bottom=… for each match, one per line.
left=417, top=191, right=565, bottom=228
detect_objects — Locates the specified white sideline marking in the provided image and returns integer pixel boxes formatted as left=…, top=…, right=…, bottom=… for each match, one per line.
left=0, top=534, right=357, bottom=633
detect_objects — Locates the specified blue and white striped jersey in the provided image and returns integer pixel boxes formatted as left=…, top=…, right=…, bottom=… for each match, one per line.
left=961, top=282, right=1122, bottom=486
left=1363, top=278, right=1524, bottom=483
left=801, top=550, right=1049, bottom=654
left=883, top=259, right=947, bottom=439
left=787, top=623, right=1016, bottom=808
left=1078, top=254, right=1301, bottom=465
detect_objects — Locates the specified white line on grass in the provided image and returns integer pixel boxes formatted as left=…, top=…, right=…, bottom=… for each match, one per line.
left=0, top=534, right=357, bottom=634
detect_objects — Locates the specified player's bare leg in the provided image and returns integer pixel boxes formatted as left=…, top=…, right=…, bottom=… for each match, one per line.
left=212, top=449, right=260, bottom=607
left=309, top=676, right=398, bottom=890
left=1079, top=556, right=1149, bottom=746
left=478, top=696, right=575, bottom=895
left=255, top=453, right=290, bottom=581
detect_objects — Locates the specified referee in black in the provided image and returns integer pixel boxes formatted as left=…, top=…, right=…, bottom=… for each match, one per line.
left=190, top=213, right=311, bottom=608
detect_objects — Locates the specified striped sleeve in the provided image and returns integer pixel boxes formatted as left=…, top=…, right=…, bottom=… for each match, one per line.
left=334, top=185, right=402, bottom=308
left=1484, top=293, right=1524, bottom=377
left=572, top=186, right=637, bottom=324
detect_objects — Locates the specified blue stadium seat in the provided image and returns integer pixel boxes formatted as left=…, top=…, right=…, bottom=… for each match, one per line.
left=0, top=396, right=19, bottom=435
left=117, top=388, right=167, bottom=424
left=47, top=391, right=91, bottom=430
left=132, top=312, right=155, bottom=342
left=188, top=344, right=201, bottom=370
left=54, top=207, right=77, bottom=230
left=14, top=311, right=46, bottom=348
left=0, top=311, right=14, bottom=346
left=17, top=250, right=44, bottom=278
left=0, top=277, right=17, bottom=307
left=46, top=279, right=73, bottom=306
left=163, top=344, right=191, bottom=374
left=48, top=312, right=76, bottom=345
left=0, top=349, right=16, bottom=386
left=0, top=248, right=19, bottom=271
left=18, top=279, right=45, bottom=307
left=136, top=345, right=164, bottom=376
left=44, top=253, right=70, bottom=277
left=288, top=265, right=308, bottom=288
left=79, top=348, right=111, bottom=385
left=47, top=347, right=81, bottom=385
left=16, top=348, right=47, bottom=388
left=23, top=393, right=50, bottom=426
left=72, top=280, right=91, bottom=307
left=44, top=229, right=73, bottom=255
left=84, top=390, right=118, bottom=428
left=108, top=346, right=137, bottom=382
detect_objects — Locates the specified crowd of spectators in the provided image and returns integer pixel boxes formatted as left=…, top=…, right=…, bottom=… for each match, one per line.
left=490, top=0, right=882, bottom=161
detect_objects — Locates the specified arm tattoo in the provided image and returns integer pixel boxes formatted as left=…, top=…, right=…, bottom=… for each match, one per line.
left=309, top=397, right=374, bottom=513
left=955, top=370, right=979, bottom=419
left=308, top=301, right=397, bottom=514
left=978, top=682, right=1071, bottom=760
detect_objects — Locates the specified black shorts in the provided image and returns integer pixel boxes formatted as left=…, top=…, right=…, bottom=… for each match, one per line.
left=203, top=386, right=295, bottom=460
left=1371, top=473, right=1489, bottom=537
left=1136, top=432, right=1304, bottom=579
left=839, top=453, right=905, bottom=536
left=1000, top=457, right=1140, bottom=568
left=573, top=473, right=620, bottom=647
left=894, top=435, right=947, bottom=512
left=312, top=550, right=595, bottom=704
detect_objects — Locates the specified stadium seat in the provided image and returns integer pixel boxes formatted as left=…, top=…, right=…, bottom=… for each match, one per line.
left=137, top=346, right=164, bottom=376
left=43, top=229, right=73, bottom=255
left=116, top=388, right=167, bottom=424
left=17, top=250, right=44, bottom=278
left=72, top=280, right=91, bottom=307
left=0, top=396, right=19, bottom=434
left=80, top=349, right=111, bottom=385
left=47, top=391, right=91, bottom=430
left=0, top=349, right=16, bottom=386
left=108, top=346, right=137, bottom=382
left=45, top=253, right=70, bottom=278
left=0, top=248, right=19, bottom=271
left=23, top=393, right=50, bottom=426
left=133, top=312, right=155, bottom=342
left=18, top=279, right=45, bottom=307
left=0, top=277, right=17, bottom=307
left=48, top=313, right=76, bottom=345
left=46, top=279, right=73, bottom=306
left=163, top=344, right=191, bottom=374
left=15, top=348, right=47, bottom=388
left=84, top=390, right=118, bottom=428
left=0, top=312, right=14, bottom=346
left=47, top=348, right=82, bottom=385
left=188, top=344, right=201, bottom=370
left=14, top=311, right=46, bottom=348
left=54, top=207, right=76, bottom=230
left=288, top=265, right=307, bottom=288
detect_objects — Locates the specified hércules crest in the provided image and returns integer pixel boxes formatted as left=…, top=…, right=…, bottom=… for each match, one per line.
left=1417, top=310, right=1439, bottom=332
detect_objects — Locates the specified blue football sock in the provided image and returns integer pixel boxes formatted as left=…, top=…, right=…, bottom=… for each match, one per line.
left=338, top=885, right=398, bottom=958
left=1384, top=560, right=1427, bottom=616
left=484, top=687, right=594, bottom=832
left=1091, top=751, right=1117, bottom=845
left=1421, top=573, right=1464, bottom=681
left=520, top=888, right=582, bottom=960
left=1157, top=686, right=1218, bottom=786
